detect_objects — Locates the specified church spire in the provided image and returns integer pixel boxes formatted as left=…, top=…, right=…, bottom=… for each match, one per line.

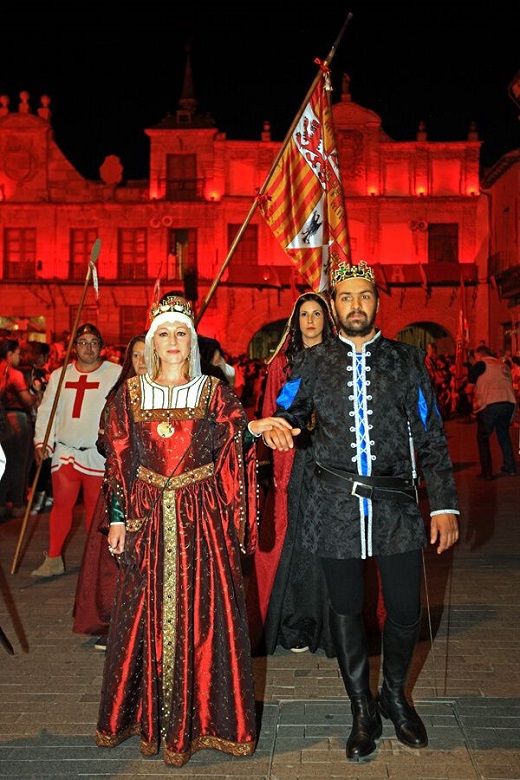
left=178, top=40, right=198, bottom=117
left=150, top=38, right=216, bottom=130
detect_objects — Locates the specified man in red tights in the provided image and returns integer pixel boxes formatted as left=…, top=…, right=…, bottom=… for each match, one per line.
left=31, top=324, right=121, bottom=577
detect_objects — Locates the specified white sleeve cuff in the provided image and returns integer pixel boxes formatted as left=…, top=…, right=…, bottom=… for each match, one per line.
left=247, top=422, right=262, bottom=438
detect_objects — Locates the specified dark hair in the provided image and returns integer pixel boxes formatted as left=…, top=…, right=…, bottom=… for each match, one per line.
left=198, top=336, right=222, bottom=365
left=96, top=332, right=148, bottom=457
left=330, top=281, right=379, bottom=304
left=0, top=338, right=19, bottom=360
left=198, top=335, right=228, bottom=382
left=29, top=341, right=50, bottom=358
left=284, top=292, right=336, bottom=370
left=106, top=332, right=147, bottom=402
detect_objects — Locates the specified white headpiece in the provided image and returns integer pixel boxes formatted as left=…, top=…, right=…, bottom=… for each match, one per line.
left=145, top=297, right=201, bottom=379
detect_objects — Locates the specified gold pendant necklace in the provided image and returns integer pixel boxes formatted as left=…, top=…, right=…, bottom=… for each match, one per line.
left=157, top=421, right=174, bottom=438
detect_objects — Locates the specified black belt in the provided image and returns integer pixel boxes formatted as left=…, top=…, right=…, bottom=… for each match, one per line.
left=315, top=463, right=417, bottom=504
left=57, top=441, right=93, bottom=452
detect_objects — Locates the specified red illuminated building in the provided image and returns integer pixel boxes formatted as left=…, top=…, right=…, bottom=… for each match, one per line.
left=0, top=63, right=519, bottom=358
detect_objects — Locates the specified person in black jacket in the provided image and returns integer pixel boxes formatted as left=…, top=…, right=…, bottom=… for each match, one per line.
left=258, top=261, right=460, bottom=763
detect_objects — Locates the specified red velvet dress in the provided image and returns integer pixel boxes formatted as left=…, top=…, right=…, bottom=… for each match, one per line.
left=246, top=350, right=296, bottom=649
left=95, top=374, right=258, bottom=767
left=73, top=403, right=118, bottom=637
left=72, top=488, right=118, bottom=636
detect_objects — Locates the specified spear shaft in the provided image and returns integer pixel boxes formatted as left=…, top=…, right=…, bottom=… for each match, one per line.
left=10, top=240, right=102, bottom=574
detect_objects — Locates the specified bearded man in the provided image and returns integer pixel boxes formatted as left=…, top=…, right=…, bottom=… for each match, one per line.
left=260, top=261, right=459, bottom=762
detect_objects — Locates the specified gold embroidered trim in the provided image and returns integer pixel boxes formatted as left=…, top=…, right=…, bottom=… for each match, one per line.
left=161, top=487, right=177, bottom=740
left=136, top=462, right=214, bottom=490
left=95, top=724, right=141, bottom=748
left=128, top=374, right=217, bottom=422
left=163, top=735, right=256, bottom=766
left=126, top=463, right=214, bottom=531
left=140, top=737, right=159, bottom=756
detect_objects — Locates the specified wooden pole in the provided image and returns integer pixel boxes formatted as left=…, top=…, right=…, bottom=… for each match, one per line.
left=10, top=239, right=102, bottom=574
left=194, top=12, right=353, bottom=327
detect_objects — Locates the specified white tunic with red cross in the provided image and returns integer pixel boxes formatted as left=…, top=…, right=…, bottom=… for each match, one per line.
left=34, top=360, right=122, bottom=476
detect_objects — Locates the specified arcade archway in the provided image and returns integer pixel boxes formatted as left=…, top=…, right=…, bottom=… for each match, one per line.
left=249, top=319, right=454, bottom=362
left=248, top=319, right=287, bottom=361
left=397, top=321, right=454, bottom=355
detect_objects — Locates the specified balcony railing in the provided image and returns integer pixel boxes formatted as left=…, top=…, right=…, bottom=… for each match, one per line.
left=160, top=178, right=206, bottom=201
left=5, top=261, right=36, bottom=280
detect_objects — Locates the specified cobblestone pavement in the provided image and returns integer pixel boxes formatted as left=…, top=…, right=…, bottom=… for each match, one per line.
left=0, top=418, right=519, bottom=778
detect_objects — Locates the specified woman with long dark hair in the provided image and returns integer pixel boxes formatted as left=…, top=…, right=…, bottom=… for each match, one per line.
left=247, top=291, right=337, bottom=656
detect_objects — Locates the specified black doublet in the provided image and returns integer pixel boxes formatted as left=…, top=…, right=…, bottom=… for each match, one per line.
left=275, top=330, right=459, bottom=559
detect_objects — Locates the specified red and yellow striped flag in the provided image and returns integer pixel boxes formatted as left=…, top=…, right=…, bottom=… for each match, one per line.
left=258, top=66, right=351, bottom=291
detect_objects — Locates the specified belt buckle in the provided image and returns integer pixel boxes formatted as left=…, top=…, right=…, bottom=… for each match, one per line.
left=351, top=481, right=373, bottom=500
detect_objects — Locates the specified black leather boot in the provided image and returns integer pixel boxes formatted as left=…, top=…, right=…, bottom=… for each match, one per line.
left=329, top=607, right=382, bottom=762
left=378, top=616, right=428, bottom=748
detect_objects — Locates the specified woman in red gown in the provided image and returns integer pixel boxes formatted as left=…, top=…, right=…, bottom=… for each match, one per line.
left=95, top=296, right=282, bottom=767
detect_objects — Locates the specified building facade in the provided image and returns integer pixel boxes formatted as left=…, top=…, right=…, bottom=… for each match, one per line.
left=0, top=71, right=517, bottom=359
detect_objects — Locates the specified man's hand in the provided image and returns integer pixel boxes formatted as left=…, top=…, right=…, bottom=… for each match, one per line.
left=430, top=513, right=459, bottom=554
left=259, top=417, right=301, bottom=451
left=34, top=444, right=48, bottom=467
left=249, top=416, right=299, bottom=436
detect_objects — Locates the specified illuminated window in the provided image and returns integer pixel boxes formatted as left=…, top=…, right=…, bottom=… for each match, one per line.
left=428, top=223, right=459, bottom=264
left=118, top=228, right=147, bottom=280
left=227, top=224, right=258, bottom=266
left=165, top=154, right=201, bottom=201
left=4, top=228, right=36, bottom=280
left=70, top=228, right=98, bottom=280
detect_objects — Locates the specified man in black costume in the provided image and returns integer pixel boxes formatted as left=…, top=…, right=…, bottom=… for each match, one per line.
left=260, top=260, right=459, bottom=762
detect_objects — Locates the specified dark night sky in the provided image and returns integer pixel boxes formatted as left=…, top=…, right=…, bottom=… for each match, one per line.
left=2, top=2, right=518, bottom=181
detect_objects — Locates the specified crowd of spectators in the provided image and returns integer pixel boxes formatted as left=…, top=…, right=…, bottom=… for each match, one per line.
left=1, top=324, right=517, bottom=522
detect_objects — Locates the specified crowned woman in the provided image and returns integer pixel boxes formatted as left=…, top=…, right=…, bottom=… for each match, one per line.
left=95, top=296, right=263, bottom=766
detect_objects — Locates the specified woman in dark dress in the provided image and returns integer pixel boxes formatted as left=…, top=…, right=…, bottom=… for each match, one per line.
left=247, top=291, right=337, bottom=656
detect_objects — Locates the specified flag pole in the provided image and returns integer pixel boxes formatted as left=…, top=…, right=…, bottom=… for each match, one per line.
left=195, top=11, right=353, bottom=327
left=10, top=239, right=102, bottom=575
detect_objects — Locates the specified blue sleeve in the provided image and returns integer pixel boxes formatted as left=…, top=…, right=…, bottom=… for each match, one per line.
left=276, top=377, right=302, bottom=409
left=273, top=354, right=315, bottom=429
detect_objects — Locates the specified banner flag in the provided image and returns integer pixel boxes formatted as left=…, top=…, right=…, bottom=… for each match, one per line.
left=152, top=275, right=162, bottom=306
left=258, top=65, right=351, bottom=291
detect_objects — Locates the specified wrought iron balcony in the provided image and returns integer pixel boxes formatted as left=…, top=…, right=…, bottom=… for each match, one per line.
left=160, top=178, right=206, bottom=201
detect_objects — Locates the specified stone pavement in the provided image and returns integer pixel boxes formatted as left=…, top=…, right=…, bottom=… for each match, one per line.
left=0, top=418, right=519, bottom=779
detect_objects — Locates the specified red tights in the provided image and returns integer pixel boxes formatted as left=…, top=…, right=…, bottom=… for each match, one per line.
left=48, top=464, right=103, bottom=557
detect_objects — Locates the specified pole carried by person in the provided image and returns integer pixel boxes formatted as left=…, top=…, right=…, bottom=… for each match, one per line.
left=10, top=239, right=102, bottom=574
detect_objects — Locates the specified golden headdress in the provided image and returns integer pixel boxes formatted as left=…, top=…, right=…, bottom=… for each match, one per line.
left=330, top=260, right=376, bottom=290
left=149, top=295, right=194, bottom=322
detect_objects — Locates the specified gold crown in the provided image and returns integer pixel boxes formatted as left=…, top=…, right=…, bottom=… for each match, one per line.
left=150, top=296, right=193, bottom=321
left=330, top=260, right=375, bottom=288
